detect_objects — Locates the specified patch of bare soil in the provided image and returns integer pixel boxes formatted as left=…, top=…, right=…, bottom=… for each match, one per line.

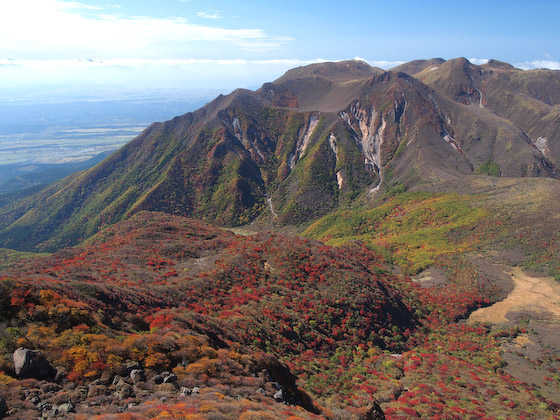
left=466, top=260, right=560, bottom=403
left=411, top=268, right=448, bottom=288
left=501, top=320, right=560, bottom=404
left=468, top=267, right=560, bottom=324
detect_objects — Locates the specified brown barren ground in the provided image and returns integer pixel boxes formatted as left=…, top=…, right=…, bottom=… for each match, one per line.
left=467, top=262, right=560, bottom=403
left=469, top=266, right=560, bottom=324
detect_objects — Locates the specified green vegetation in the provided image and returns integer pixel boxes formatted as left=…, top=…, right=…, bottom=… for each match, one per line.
left=476, top=160, right=501, bottom=177
left=0, top=248, right=50, bottom=270
left=304, top=192, right=488, bottom=274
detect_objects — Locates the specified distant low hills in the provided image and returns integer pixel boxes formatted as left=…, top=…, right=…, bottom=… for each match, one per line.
left=0, top=58, right=559, bottom=251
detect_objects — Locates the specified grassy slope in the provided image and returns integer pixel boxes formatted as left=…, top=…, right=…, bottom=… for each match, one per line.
left=304, top=192, right=488, bottom=274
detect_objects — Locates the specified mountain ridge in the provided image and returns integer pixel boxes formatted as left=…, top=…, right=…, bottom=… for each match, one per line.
left=0, top=58, right=558, bottom=251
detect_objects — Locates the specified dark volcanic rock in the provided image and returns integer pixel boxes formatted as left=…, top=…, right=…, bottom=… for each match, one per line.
left=361, top=401, right=386, bottom=420
left=0, top=395, right=7, bottom=418
left=13, top=347, right=54, bottom=380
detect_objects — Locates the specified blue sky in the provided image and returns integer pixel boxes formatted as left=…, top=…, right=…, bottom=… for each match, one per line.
left=1, top=0, right=560, bottom=94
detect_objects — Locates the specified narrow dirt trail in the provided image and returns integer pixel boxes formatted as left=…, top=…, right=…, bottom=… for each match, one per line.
left=469, top=266, right=560, bottom=323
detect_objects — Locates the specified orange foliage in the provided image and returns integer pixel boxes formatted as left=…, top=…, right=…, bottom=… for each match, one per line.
left=185, top=357, right=220, bottom=376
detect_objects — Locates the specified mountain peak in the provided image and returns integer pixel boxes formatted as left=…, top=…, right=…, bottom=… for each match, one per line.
left=391, top=58, right=447, bottom=75
left=274, top=60, right=382, bottom=84
left=482, top=59, right=516, bottom=70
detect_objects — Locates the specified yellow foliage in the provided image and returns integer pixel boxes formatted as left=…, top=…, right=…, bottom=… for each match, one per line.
left=54, top=329, right=82, bottom=348
left=107, top=354, right=123, bottom=369
left=185, top=357, right=219, bottom=376
left=39, top=289, right=62, bottom=303
left=199, top=345, right=217, bottom=359
left=171, top=365, right=189, bottom=381
left=69, top=346, right=87, bottom=358
left=145, top=351, right=168, bottom=369
left=68, top=346, right=98, bottom=373
left=0, top=372, right=15, bottom=384
left=26, top=324, right=56, bottom=344
left=198, top=401, right=219, bottom=413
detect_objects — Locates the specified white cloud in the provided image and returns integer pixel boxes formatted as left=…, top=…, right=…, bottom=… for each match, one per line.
left=197, top=11, right=221, bottom=19
left=351, top=58, right=405, bottom=69
left=0, top=57, right=329, bottom=70
left=368, top=60, right=405, bottom=69
left=468, top=58, right=489, bottom=65
left=515, top=60, right=560, bottom=70
left=60, top=2, right=102, bottom=10
left=0, top=58, right=334, bottom=91
left=467, top=58, right=559, bottom=71
left=0, top=0, right=293, bottom=59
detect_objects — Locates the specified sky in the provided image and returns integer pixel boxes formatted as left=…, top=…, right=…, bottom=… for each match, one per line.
left=1, top=0, right=560, bottom=96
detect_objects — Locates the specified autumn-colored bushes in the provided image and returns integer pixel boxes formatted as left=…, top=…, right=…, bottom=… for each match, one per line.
left=0, top=212, right=558, bottom=419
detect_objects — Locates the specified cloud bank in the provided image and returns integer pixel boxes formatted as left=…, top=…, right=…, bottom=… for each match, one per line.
left=515, top=60, right=560, bottom=70
left=0, top=0, right=293, bottom=59
left=0, top=58, right=332, bottom=92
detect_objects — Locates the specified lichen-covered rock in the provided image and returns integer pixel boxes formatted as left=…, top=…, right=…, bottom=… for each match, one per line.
left=13, top=347, right=54, bottom=380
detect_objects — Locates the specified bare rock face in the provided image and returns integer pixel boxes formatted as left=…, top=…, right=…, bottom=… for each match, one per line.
left=13, top=347, right=54, bottom=380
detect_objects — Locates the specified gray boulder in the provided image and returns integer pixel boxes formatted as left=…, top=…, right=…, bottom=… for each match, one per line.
left=56, top=402, right=75, bottom=415
left=117, top=384, right=134, bottom=400
left=130, top=369, right=146, bottom=384
left=13, top=347, right=54, bottom=379
left=273, top=389, right=285, bottom=402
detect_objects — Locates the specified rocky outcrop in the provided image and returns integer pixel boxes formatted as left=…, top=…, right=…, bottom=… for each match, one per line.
left=13, top=348, right=54, bottom=380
